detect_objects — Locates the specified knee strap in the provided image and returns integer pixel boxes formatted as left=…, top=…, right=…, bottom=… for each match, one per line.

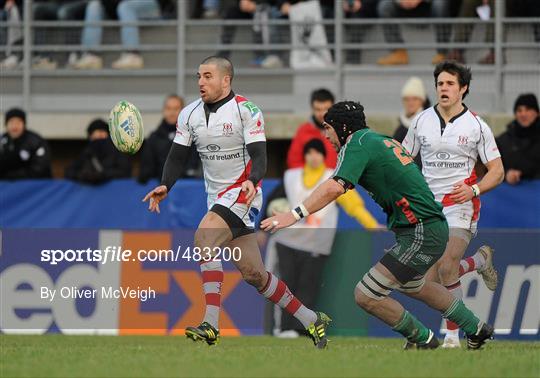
left=357, top=267, right=400, bottom=301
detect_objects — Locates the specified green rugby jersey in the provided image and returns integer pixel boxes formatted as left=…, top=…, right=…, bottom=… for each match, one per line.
left=334, top=129, right=445, bottom=229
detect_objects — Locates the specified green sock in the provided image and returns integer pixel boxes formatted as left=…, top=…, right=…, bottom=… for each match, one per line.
left=392, top=310, right=430, bottom=344
left=443, top=299, right=480, bottom=336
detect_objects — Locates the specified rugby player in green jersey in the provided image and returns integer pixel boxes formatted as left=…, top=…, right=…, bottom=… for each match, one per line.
left=262, top=101, right=493, bottom=349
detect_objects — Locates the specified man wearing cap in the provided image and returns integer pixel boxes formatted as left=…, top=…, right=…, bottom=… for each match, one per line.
left=393, top=77, right=430, bottom=144
left=497, top=93, right=540, bottom=184
left=0, top=108, right=52, bottom=179
left=65, top=118, right=131, bottom=184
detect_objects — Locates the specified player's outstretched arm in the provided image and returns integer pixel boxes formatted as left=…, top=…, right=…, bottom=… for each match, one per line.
left=261, top=178, right=344, bottom=233
left=142, top=143, right=191, bottom=213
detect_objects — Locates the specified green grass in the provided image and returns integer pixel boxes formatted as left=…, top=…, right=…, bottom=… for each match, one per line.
left=1, top=335, right=539, bottom=378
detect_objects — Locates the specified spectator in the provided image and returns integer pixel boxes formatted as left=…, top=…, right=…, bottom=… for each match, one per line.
left=393, top=76, right=430, bottom=142
left=342, top=0, right=378, bottom=64
left=446, top=0, right=495, bottom=65
left=139, top=94, right=188, bottom=183
left=506, top=0, right=540, bottom=56
left=393, top=77, right=428, bottom=168
left=376, top=0, right=451, bottom=66
left=71, top=0, right=165, bottom=69
left=287, top=88, right=337, bottom=169
left=269, top=138, right=380, bottom=336
left=202, top=0, right=220, bottom=18
left=191, top=0, right=220, bottom=19
left=261, top=0, right=334, bottom=68
left=497, top=93, right=540, bottom=184
left=0, top=108, right=52, bottom=179
left=0, top=0, right=88, bottom=69
left=32, top=0, right=89, bottom=70
left=65, top=119, right=131, bottom=184
left=217, top=0, right=278, bottom=67
left=0, top=0, right=23, bottom=70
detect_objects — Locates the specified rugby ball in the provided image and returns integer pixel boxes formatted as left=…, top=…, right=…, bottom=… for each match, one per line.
left=108, top=100, right=144, bottom=154
left=266, top=198, right=291, bottom=217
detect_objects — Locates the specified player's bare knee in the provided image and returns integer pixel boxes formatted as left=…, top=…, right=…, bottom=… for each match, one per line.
left=354, top=287, right=379, bottom=312
left=355, top=267, right=396, bottom=311
left=437, top=257, right=459, bottom=281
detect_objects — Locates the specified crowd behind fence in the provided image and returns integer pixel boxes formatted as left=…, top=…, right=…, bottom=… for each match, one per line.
left=0, top=0, right=539, bottom=112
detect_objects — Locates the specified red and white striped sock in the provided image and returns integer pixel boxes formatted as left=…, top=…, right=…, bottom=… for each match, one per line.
left=459, top=251, right=487, bottom=277
left=444, top=281, right=462, bottom=336
left=259, top=272, right=317, bottom=328
left=459, top=257, right=475, bottom=276
left=200, top=259, right=224, bottom=329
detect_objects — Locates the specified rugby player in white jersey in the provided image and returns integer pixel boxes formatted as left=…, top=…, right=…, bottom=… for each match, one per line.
left=143, top=56, right=331, bottom=348
left=402, top=61, right=504, bottom=348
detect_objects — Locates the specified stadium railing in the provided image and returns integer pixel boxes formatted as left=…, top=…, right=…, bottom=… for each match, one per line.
left=1, top=0, right=538, bottom=119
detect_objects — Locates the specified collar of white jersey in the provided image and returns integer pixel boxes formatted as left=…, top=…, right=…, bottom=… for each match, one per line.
left=204, top=90, right=235, bottom=114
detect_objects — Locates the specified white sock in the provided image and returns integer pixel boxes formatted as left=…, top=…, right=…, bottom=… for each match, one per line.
left=445, top=328, right=460, bottom=339
left=260, top=272, right=317, bottom=328
left=473, top=251, right=487, bottom=271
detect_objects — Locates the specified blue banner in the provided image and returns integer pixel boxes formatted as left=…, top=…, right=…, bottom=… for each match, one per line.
left=1, top=179, right=539, bottom=229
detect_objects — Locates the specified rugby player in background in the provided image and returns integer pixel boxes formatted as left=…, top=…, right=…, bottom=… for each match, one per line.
left=402, top=61, right=504, bottom=348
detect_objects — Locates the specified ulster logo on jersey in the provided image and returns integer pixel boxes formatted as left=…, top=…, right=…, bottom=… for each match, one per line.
left=458, top=135, right=469, bottom=145
left=222, top=123, right=234, bottom=137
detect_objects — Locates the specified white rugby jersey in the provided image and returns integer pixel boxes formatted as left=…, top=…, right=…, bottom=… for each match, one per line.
left=173, top=92, right=266, bottom=204
left=402, top=105, right=500, bottom=206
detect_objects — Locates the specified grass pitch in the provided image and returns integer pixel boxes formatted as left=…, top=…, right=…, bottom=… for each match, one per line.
left=1, top=335, right=539, bottom=378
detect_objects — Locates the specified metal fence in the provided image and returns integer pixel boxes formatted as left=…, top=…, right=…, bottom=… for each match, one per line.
left=1, top=0, right=538, bottom=113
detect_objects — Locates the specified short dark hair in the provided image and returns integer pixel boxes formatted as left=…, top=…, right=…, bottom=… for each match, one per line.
left=433, top=61, right=472, bottom=99
left=200, top=56, right=234, bottom=82
left=303, top=138, right=327, bottom=157
left=310, top=88, right=335, bottom=105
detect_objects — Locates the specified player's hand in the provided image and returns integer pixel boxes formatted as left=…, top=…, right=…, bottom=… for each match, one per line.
left=241, top=180, right=257, bottom=206
left=449, top=181, right=474, bottom=204
left=142, top=185, right=168, bottom=213
left=261, top=211, right=297, bottom=234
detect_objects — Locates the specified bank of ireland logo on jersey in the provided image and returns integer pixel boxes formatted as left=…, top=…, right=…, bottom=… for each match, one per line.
left=222, top=122, right=233, bottom=137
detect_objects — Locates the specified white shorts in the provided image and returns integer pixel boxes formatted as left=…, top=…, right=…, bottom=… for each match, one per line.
left=443, top=199, right=480, bottom=233
left=208, top=186, right=263, bottom=229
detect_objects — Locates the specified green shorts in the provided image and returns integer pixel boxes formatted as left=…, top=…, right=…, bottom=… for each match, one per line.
left=382, top=219, right=449, bottom=282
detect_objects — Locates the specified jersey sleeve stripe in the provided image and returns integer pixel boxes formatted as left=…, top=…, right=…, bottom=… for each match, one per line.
left=471, top=113, right=489, bottom=162
left=183, top=101, right=203, bottom=146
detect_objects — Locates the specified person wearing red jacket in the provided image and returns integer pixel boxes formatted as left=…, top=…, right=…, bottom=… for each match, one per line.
left=287, top=88, right=337, bottom=169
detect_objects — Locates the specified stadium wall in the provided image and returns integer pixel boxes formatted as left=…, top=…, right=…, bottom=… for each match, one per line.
left=0, top=180, right=539, bottom=339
